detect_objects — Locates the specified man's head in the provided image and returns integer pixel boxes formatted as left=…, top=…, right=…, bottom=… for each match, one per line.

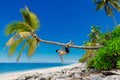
left=56, top=50, right=58, bottom=53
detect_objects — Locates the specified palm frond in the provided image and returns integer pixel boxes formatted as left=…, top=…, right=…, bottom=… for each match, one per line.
left=20, top=7, right=39, bottom=31
left=4, top=35, right=16, bottom=47
left=27, top=38, right=37, bottom=57
left=8, top=38, right=23, bottom=56
left=110, top=0, right=120, bottom=2
left=16, top=40, right=27, bottom=62
left=5, top=22, right=32, bottom=36
left=95, top=1, right=105, bottom=11
left=18, top=32, right=31, bottom=38
left=109, top=1, right=120, bottom=11
left=105, top=5, right=112, bottom=16
left=29, top=12, right=39, bottom=30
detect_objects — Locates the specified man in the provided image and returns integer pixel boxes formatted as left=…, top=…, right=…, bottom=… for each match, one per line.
left=56, top=45, right=70, bottom=63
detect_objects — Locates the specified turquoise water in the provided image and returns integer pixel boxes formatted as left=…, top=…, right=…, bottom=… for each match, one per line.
left=0, top=63, right=69, bottom=74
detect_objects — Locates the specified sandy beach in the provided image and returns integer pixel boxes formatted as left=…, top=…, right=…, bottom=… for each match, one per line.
left=1, top=63, right=120, bottom=80
left=0, top=63, right=83, bottom=80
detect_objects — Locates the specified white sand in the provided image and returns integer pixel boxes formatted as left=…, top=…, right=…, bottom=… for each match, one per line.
left=0, top=63, right=80, bottom=80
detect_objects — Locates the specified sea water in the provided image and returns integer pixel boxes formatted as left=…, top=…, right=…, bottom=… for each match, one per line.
left=0, top=63, right=70, bottom=74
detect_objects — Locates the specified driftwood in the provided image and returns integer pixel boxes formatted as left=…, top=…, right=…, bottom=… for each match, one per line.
left=101, top=71, right=119, bottom=76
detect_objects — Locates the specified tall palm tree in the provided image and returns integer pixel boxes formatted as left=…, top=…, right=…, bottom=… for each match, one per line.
left=88, top=26, right=102, bottom=46
left=4, top=6, right=39, bottom=61
left=94, top=0, right=120, bottom=25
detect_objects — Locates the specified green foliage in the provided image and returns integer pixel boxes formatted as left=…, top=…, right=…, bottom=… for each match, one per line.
left=116, top=60, right=120, bottom=68
left=20, top=6, right=39, bottom=31
left=4, top=7, right=40, bottom=61
left=88, top=26, right=102, bottom=45
left=79, top=50, right=96, bottom=62
left=79, top=26, right=102, bottom=63
left=8, top=38, right=23, bottom=56
left=87, top=57, right=96, bottom=68
left=95, top=0, right=105, bottom=11
left=88, top=25, right=120, bottom=70
left=94, top=0, right=120, bottom=25
left=28, top=38, right=37, bottom=57
left=94, top=0, right=120, bottom=16
left=16, top=40, right=27, bottom=62
left=5, top=22, right=32, bottom=36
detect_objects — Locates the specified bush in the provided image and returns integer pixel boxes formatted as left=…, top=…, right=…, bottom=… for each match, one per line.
left=88, top=25, right=120, bottom=70
left=117, top=60, right=120, bottom=68
left=79, top=50, right=96, bottom=62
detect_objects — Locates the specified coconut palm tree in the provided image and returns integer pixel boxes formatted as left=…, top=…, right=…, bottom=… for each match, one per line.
left=88, top=26, right=102, bottom=46
left=4, top=6, right=39, bottom=61
left=4, top=7, right=102, bottom=62
left=94, top=0, right=120, bottom=25
left=79, top=26, right=103, bottom=62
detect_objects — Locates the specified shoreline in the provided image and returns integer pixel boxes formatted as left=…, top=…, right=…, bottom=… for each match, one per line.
left=0, top=63, right=119, bottom=80
left=0, top=62, right=71, bottom=75
left=0, top=63, right=80, bottom=80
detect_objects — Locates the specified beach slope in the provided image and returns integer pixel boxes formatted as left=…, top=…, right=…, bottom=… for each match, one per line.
left=0, top=63, right=120, bottom=80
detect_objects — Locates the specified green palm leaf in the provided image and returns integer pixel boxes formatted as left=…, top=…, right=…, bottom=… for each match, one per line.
left=109, top=1, right=120, bottom=11
left=105, top=5, right=112, bottom=16
left=95, top=1, right=105, bottom=11
left=8, top=38, right=23, bottom=56
left=5, top=22, right=32, bottom=36
left=16, top=40, right=27, bottom=62
left=4, top=35, right=17, bottom=47
left=4, top=32, right=31, bottom=47
left=20, top=7, right=39, bottom=31
left=94, top=0, right=120, bottom=25
left=4, top=6, right=40, bottom=61
left=27, top=38, right=37, bottom=57
left=18, top=31, right=31, bottom=38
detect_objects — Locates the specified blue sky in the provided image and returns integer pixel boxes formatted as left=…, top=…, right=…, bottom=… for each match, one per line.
left=0, top=0, right=119, bottom=63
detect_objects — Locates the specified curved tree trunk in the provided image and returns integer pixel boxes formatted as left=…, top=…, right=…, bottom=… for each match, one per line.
left=39, top=39, right=103, bottom=49
left=32, top=33, right=103, bottom=50
left=32, top=33, right=103, bottom=63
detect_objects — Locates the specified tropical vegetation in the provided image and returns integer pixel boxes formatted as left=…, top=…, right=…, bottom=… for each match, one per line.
left=87, top=25, right=120, bottom=70
left=4, top=7, right=40, bottom=61
left=79, top=26, right=103, bottom=62
left=94, top=0, right=120, bottom=25
left=79, top=0, right=120, bottom=70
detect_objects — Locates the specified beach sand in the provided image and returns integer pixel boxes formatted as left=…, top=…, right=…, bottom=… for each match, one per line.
left=0, top=63, right=82, bottom=80
left=0, top=63, right=120, bottom=80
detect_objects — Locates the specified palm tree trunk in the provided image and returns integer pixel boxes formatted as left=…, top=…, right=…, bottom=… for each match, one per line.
left=39, top=39, right=103, bottom=49
left=32, top=33, right=103, bottom=49
left=111, top=13, right=117, bottom=26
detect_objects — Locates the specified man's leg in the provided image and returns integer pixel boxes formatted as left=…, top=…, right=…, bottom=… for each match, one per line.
left=59, top=55, right=64, bottom=64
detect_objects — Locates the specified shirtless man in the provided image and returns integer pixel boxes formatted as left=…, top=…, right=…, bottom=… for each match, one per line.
left=56, top=45, right=70, bottom=63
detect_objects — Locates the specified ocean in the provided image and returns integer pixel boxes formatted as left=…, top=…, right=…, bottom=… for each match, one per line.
left=0, top=63, right=70, bottom=74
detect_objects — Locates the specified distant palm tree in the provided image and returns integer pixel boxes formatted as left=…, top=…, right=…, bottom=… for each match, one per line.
left=4, top=6, right=39, bottom=61
left=94, top=0, right=120, bottom=25
left=88, top=26, right=102, bottom=46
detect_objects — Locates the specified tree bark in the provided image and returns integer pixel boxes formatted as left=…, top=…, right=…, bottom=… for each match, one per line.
left=32, top=33, right=103, bottom=50
left=39, top=39, right=103, bottom=49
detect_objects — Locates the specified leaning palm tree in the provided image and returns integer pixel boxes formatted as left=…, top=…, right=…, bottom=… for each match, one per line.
left=4, top=6, right=39, bottom=61
left=94, top=0, right=120, bottom=25
left=4, top=7, right=102, bottom=62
